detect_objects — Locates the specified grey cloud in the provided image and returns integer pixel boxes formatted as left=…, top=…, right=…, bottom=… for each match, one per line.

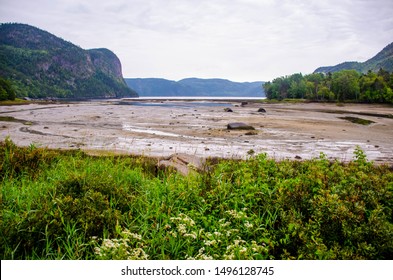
left=0, top=0, right=392, bottom=81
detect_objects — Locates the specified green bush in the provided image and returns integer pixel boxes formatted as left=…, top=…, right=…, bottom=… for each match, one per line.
left=1, top=140, right=392, bottom=259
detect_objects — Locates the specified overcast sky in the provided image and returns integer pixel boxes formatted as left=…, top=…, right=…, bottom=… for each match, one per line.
left=1, top=0, right=393, bottom=82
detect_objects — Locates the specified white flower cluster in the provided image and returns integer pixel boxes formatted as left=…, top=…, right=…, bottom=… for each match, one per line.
left=168, top=213, right=198, bottom=240
left=223, top=238, right=268, bottom=260
left=93, top=229, right=148, bottom=260
left=244, top=221, right=253, bottom=229
left=218, top=218, right=231, bottom=228
left=165, top=211, right=268, bottom=260
left=186, top=247, right=213, bottom=260
left=170, top=213, right=196, bottom=226
left=225, top=209, right=248, bottom=219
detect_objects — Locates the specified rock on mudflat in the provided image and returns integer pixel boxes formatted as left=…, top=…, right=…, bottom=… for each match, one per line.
left=224, top=108, right=233, bottom=112
left=227, top=122, right=255, bottom=130
left=258, top=107, right=266, bottom=113
left=158, top=153, right=206, bottom=176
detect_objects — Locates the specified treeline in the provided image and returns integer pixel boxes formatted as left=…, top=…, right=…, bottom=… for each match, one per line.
left=263, top=69, right=393, bottom=103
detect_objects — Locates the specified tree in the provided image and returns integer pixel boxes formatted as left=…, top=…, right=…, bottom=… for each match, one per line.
left=317, top=85, right=335, bottom=101
left=331, top=70, right=360, bottom=101
left=304, top=73, right=324, bottom=99
left=0, top=77, right=16, bottom=101
left=289, top=79, right=307, bottom=99
left=359, top=71, right=393, bottom=103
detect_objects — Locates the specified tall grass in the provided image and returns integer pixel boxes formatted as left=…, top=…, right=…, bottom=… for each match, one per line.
left=1, top=139, right=392, bottom=259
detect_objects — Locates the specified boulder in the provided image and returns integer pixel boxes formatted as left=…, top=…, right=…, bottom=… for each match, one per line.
left=258, top=107, right=266, bottom=113
left=158, top=153, right=206, bottom=176
left=224, top=107, right=233, bottom=112
left=227, top=122, right=255, bottom=130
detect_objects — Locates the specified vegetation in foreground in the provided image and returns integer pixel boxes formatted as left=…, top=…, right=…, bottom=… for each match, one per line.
left=1, top=139, right=392, bottom=260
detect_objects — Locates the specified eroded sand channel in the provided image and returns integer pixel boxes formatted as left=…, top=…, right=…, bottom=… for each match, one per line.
left=1, top=100, right=392, bottom=164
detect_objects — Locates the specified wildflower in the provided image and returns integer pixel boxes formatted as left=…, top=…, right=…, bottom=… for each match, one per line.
left=224, top=253, right=235, bottom=260
left=244, top=221, right=253, bottom=228
left=102, top=239, right=116, bottom=249
left=187, top=247, right=213, bottom=260
left=234, top=238, right=245, bottom=246
left=225, top=228, right=239, bottom=237
left=177, top=223, right=187, bottom=234
left=225, top=209, right=247, bottom=219
left=163, top=224, right=171, bottom=230
left=94, top=247, right=102, bottom=256
left=93, top=228, right=149, bottom=260
left=221, top=221, right=231, bottom=227
left=128, top=232, right=142, bottom=240
left=128, top=248, right=149, bottom=260
left=184, top=232, right=197, bottom=239
left=204, top=240, right=217, bottom=246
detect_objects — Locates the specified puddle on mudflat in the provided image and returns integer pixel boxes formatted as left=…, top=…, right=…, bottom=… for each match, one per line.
left=122, top=124, right=204, bottom=140
left=339, top=116, right=375, bottom=125
left=0, top=116, right=32, bottom=124
left=321, top=109, right=393, bottom=119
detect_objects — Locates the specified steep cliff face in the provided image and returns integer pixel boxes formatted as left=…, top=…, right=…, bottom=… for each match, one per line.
left=88, top=48, right=123, bottom=79
left=0, top=23, right=137, bottom=98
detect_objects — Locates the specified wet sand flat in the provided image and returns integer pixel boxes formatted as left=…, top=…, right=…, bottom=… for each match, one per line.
left=1, top=100, right=393, bottom=164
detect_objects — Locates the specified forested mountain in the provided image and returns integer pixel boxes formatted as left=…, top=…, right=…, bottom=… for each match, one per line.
left=314, top=42, right=393, bottom=74
left=0, top=23, right=137, bottom=99
left=125, top=77, right=265, bottom=97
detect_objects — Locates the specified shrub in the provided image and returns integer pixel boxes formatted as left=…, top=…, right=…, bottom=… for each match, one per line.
left=1, top=140, right=392, bottom=259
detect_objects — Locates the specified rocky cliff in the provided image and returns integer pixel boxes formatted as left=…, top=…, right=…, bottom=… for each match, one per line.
left=0, top=23, right=137, bottom=98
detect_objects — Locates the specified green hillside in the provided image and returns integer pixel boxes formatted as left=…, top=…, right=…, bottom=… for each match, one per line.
left=314, top=42, right=393, bottom=74
left=0, top=23, right=137, bottom=99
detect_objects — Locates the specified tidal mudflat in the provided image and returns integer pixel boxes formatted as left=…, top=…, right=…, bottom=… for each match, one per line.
left=1, top=100, right=392, bottom=164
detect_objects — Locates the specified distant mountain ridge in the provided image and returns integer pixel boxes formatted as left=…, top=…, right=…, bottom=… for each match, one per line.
left=0, top=23, right=137, bottom=98
left=314, top=42, right=393, bottom=74
left=125, top=77, right=265, bottom=97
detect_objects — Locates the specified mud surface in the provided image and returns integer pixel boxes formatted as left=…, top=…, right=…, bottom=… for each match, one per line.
left=1, top=100, right=393, bottom=164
